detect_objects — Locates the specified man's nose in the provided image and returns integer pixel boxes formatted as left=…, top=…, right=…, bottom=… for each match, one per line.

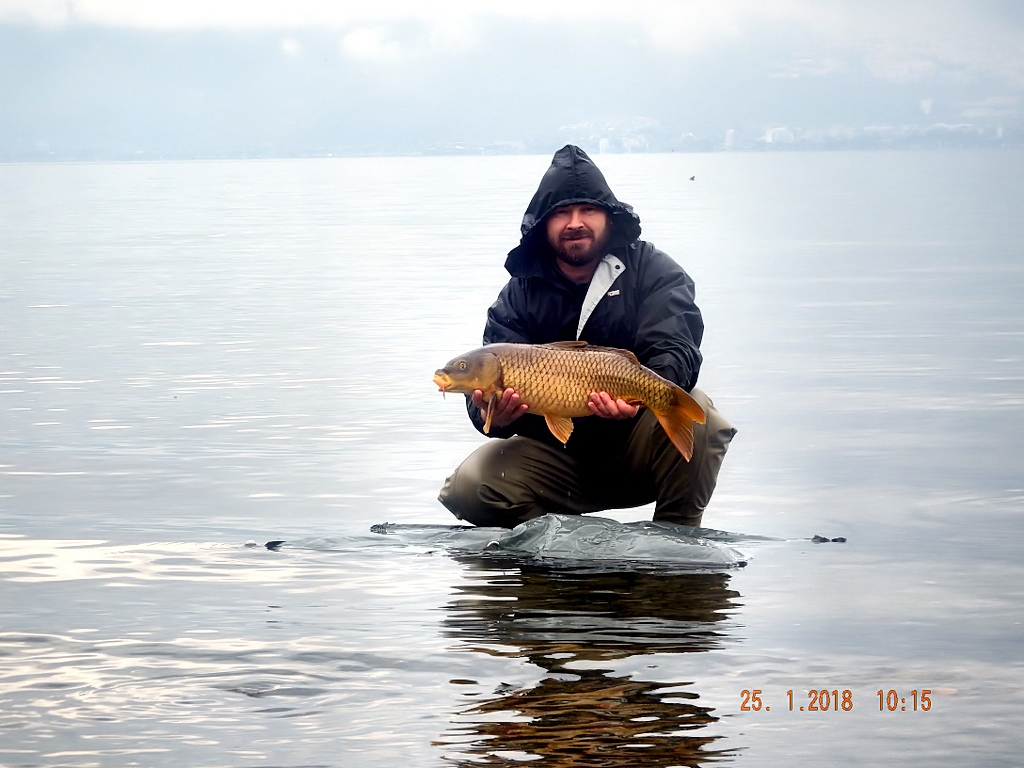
left=567, top=208, right=586, bottom=229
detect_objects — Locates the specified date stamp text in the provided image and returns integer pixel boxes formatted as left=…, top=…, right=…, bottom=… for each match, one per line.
left=739, top=689, right=934, bottom=713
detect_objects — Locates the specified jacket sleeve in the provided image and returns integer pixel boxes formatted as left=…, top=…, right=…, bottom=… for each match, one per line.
left=632, top=244, right=704, bottom=391
left=465, top=279, right=546, bottom=438
left=482, top=280, right=533, bottom=345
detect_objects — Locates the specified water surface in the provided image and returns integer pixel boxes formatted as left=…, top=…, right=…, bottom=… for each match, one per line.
left=2, top=150, right=1023, bottom=766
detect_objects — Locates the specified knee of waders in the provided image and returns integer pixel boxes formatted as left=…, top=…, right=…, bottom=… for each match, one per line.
left=652, top=389, right=737, bottom=528
left=438, top=440, right=528, bottom=528
left=438, top=458, right=485, bottom=522
left=689, top=388, right=738, bottom=460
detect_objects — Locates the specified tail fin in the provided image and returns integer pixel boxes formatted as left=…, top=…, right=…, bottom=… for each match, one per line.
left=653, top=387, right=706, bottom=462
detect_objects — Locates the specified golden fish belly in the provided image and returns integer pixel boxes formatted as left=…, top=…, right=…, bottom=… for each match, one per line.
left=495, top=346, right=672, bottom=416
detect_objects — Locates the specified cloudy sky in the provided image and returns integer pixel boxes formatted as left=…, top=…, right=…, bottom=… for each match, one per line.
left=1, top=0, right=1022, bottom=159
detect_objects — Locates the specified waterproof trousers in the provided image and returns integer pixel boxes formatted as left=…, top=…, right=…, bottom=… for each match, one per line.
left=438, top=388, right=736, bottom=528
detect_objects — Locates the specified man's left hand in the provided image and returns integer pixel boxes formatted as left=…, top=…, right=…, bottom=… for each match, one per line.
left=587, top=391, right=640, bottom=420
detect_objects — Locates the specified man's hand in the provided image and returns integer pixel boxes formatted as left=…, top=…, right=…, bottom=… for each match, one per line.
left=587, top=391, right=640, bottom=420
left=473, top=388, right=528, bottom=430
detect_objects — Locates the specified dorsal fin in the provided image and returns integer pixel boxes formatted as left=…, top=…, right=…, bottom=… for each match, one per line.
left=587, top=346, right=640, bottom=364
left=540, top=341, right=640, bottom=365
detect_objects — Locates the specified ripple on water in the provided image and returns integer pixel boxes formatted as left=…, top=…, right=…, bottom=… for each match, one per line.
left=0, top=536, right=487, bottom=766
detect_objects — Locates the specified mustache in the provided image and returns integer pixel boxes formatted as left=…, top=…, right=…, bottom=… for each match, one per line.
left=560, top=227, right=594, bottom=241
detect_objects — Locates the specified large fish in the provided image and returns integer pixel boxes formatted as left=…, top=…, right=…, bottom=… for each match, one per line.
left=433, top=341, right=706, bottom=461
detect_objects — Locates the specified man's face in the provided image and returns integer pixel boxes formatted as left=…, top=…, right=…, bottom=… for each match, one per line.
left=545, top=204, right=610, bottom=267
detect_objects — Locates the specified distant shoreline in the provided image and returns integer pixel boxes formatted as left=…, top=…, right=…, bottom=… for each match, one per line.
left=3, top=143, right=1023, bottom=166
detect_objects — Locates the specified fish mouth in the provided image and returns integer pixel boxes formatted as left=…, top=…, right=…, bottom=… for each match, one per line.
left=433, top=372, right=450, bottom=392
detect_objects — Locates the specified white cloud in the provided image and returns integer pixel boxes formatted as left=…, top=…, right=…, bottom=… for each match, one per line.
left=1, top=0, right=1022, bottom=84
left=805, top=1, right=1024, bottom=85
left=864, top=50, right=938, bottom=83
left=339, top=15, right=477, bottom=61
left=341, top=27, right=406, bottom=62
left=959, top=95, right=1019, bottom=119
left=769, top=57, right=850, bottom=79
left=0, top=0, right=68, bottom=24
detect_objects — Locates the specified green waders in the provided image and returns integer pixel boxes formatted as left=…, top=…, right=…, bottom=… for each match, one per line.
left=438, top=388, right=736, bottom=528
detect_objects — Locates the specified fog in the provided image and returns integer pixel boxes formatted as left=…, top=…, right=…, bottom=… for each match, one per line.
left=1, top=1, right=1022, bottom=159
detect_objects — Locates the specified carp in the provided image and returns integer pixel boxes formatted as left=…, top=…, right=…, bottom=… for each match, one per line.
left=433, top=341, right=706, bottom=461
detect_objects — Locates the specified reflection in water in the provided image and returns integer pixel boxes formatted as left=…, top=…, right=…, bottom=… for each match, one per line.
left=438, top=554, right=742, bottom=766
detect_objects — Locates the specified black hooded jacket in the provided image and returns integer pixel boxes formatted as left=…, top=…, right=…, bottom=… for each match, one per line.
left=467, top=145, right=704, bottom=456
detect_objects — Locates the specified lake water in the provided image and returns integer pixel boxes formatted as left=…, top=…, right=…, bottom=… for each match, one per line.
left=2, top=150, right=1023, bottom=766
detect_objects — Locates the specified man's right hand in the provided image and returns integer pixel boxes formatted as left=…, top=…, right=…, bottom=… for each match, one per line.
left=473, top=388, right=528, bottom=430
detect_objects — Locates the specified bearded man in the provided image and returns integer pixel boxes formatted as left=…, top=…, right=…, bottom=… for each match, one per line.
left=439, top=145, right=736, bottom=528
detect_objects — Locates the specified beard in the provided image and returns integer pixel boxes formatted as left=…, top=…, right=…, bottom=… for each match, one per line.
left=552, top=226, right=610, bottom=266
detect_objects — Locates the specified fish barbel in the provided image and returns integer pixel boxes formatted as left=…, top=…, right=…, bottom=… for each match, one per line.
left=432, top=341, right=706, bottom=461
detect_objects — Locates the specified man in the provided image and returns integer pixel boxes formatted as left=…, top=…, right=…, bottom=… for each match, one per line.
left=439, top=145, right=736, bottom=528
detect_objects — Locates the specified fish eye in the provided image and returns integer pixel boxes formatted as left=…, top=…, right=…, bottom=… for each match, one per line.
left=459, top=361, right=467, bottom=370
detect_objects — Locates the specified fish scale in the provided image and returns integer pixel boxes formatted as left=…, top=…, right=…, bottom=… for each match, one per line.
left=498, top=344, right=669, bottom=416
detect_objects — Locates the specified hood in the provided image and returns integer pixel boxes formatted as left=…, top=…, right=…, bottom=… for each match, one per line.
left=505, top=145, right=642, bottom=277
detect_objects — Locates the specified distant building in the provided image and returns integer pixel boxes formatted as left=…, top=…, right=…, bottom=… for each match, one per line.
left=761, top=126, right=794, bottom=144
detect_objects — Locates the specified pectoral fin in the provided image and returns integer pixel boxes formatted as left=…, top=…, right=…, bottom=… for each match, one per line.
left=482, top=391, right=498, bottom=434
left=544, top=415, right=574, bottom=445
